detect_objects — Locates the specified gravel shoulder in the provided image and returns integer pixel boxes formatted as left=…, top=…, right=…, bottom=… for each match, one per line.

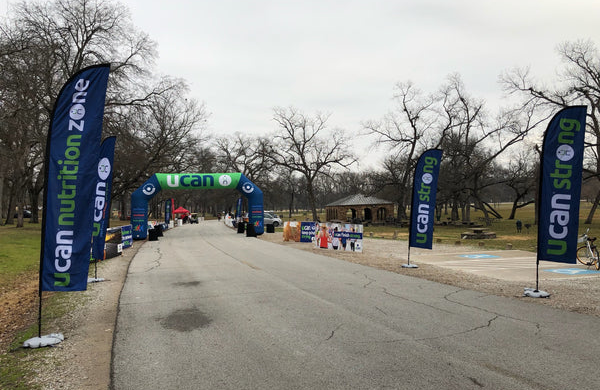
left=7, top=230, right=599, bottom=389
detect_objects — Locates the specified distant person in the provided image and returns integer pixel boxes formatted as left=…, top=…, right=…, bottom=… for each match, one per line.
left=319, top=225, right=330, bottom=249
left=340, top=226, right=348, bottom=251
left=331, top=227, right=340, bottom=250
left=516, top=219, right=522, bottom=233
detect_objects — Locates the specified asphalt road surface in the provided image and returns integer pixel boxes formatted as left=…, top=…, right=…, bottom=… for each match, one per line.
left=112, top=221, right=600, bottom=390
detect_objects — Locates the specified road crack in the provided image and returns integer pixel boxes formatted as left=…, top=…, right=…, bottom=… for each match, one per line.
left=443, top=289, right=544, bottom=336
left=145, top=247, right=163, bottom=272
left=325, top=323, right=344, bottom=341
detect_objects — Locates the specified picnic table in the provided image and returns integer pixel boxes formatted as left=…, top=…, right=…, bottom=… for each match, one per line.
left=461, top=227, right=496, bottom=239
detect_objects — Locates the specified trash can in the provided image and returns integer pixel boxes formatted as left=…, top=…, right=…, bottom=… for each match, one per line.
left=148, top=228, right=159, bottom=241
left=246, top=222, right=257, bottom=237
left=237, top=221, right=245, bottom=234
left=266, top=223, right=275, bottom=233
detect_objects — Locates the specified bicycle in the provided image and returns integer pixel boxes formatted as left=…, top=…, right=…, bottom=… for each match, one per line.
left=576, top=229, right=600, bottom=270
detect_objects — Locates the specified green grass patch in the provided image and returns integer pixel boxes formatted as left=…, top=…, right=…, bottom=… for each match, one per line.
left=0, top=278, right=90, bottom=390
left=0, top=352, right=42, bottom=390
left=0, top=221, right=100, bottom=390
left=0, top=224, right=42, bottom=288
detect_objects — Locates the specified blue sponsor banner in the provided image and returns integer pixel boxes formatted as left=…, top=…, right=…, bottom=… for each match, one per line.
left=91, top=136, right=116, bottom=260
left=235, top=197, right=243, bottom=219
left=40, top=64, right=110, bottom=291
left=165, top=198, right=172, bottom=225
left=409, top=149, right=443, bottom=250
left=316, top=223, right=363, bottom=252
left=537, top=106, right=587, bottom=263
left=300, top=222, right=316, bottom=242
left=121, top=225, right=133, bottom=248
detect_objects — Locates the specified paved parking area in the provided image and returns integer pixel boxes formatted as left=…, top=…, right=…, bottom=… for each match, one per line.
left=412, top=248, right=600, bottom=281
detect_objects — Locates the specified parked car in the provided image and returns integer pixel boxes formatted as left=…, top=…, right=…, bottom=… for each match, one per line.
left=14, top=209, right=32, bottom=218
left=263, top=212, right=282, bottom=227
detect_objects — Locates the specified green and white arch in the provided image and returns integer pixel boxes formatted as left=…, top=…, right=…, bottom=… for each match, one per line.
left=131, top=173, right=263, bottom=239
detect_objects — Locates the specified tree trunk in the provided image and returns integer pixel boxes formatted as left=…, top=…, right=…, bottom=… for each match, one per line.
left=306, top=181, right=318, bottom=221
left=0, top=176, right=4, bottom=225
left=509, top=199, right=518, bottom=220
left=465, top=202, right=471, bottom=222
left=584, top=190, right=600, bottom=224
left=287, top=190, right=294, bottom=219
left=4, top=183, right=15, bottom=225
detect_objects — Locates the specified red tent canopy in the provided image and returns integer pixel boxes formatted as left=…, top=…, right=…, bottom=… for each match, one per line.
left=173, top=206, right=190, bottom=215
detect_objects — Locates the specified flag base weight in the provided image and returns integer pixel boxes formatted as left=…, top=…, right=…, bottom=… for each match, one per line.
left=524, top=287, right=550, bottom=298
left=23, top=333, right=64, bottom=349
left=402, top=263, right=419, bottom=268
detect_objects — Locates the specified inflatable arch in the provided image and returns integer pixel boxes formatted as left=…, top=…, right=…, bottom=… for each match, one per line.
left=131, top=173, right=264, bottom=239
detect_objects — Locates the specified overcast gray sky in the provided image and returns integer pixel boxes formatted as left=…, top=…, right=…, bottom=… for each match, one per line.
left=9, top=0, right=600, bottom=169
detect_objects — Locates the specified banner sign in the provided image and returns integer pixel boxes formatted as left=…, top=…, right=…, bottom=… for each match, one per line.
left=91, top=136, right=116, bottom=261
left=283, top=221, right=299, bottom=241
left=236, top=197, right=243, bottom=220
left=315, top=222, right=363, bottom=252
left=282, top=221, right=315, bottom=242
left=409, top=149, right=443, bottom=250
left=40, top=64, right=110, bottom=291
left=537, top=106, right=587, bottom=263
left=121, top=225, right=133, bottom=248
left=165, top=198, right=172, bottom=225
left=300, top=222, right=317, bottom=242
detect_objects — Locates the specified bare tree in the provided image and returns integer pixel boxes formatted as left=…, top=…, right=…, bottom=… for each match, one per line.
left=502, top=148, right=537, bottom=220
left=0, top=0, right=159, bottom=226
left=436, top=74, right=543, bottom=224
left=362, top=81, right=441, bottom=219
left=502, top=39, right=600, bottom=223
left=214, top=133, right=275, bottom=185
left=270, top=107, right=356, bottom=221
left=107, top=78, right=209, bottom=205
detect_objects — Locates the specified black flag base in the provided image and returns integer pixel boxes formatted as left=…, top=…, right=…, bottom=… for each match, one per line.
left=524, top=287, right=550, bottom=298
left=23, top=333, right=64, bottom=349
left=402, top=263, right=419, bottom=269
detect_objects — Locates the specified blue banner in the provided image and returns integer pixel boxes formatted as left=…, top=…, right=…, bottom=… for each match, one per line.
left=537, top=106, right=587, bottom=263
left=409, top=149, right=443, bottom=250
left=165, top=198, right=172, bottom=225
left=300, top=222, right=317, bottom=242
left=235, top=197, right=243, bottom=220
left=40, top=64, right=110, bottom=291
left=91, top=136, right=116, bottom=261
left=121, top=225, right=133, bottom=248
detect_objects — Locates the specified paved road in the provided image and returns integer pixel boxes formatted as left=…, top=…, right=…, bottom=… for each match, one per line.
left=112, top=221, right=600, bottom=389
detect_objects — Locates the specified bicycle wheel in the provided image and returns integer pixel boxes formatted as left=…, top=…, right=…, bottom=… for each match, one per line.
left=576, top=245, right=594, bottom=266
left=594, top=247, right=600, bottom=270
